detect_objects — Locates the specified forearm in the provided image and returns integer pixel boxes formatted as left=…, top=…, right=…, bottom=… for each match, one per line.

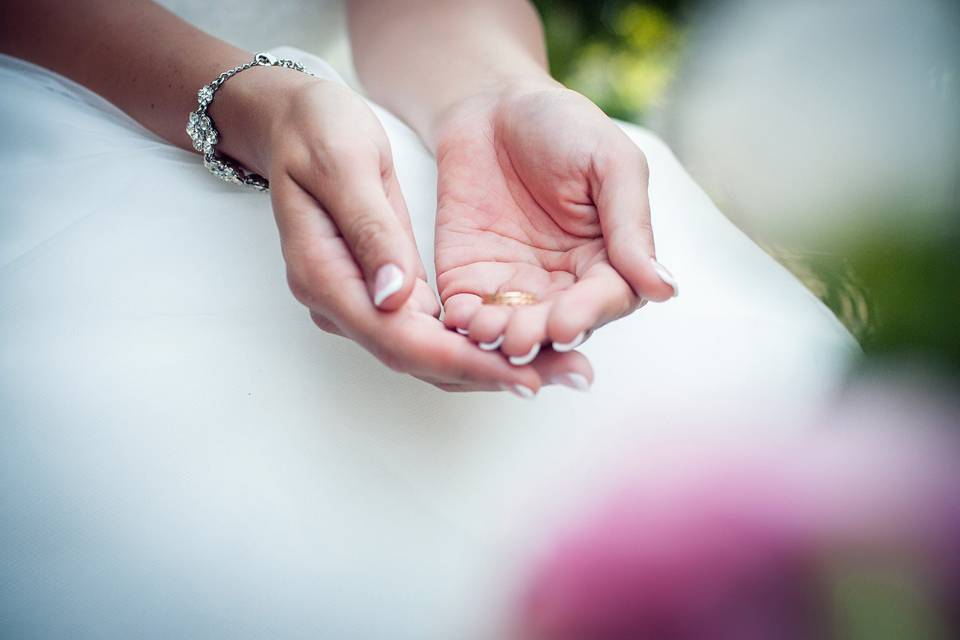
left=347, top=0, right=558, bottom=150
left=0, top=0, right=297, bottom=173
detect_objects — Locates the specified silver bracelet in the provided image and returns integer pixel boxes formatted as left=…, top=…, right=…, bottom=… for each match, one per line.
left=186, top=52, right=311, bottom=191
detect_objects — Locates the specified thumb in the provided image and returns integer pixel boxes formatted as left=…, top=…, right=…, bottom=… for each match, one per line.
left=320, top=165, right=421, bottom=311
left=594, top=149, right=679, bottom=302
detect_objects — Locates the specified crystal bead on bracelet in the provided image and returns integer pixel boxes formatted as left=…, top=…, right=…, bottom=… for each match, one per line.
left=186, top=52, right=311, bottom=191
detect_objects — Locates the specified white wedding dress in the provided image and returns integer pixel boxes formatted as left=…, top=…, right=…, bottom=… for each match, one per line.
left=0, top=1, right=858, bottom=638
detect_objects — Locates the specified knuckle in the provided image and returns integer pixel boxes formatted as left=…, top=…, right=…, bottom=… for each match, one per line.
left=286, top=256, right=337, bottom=311
left=593, top=141, right=649, bottom=182
left=617, top=292, right=638, bottom=318
left=286, top=264, right=316, bottom=308
left=346, top=215, right=390, bottom=266
left=321, top=140, right=367, bottom=168
left=379, top=158, right=396, bottom=181
left=547, top=316, right=576, bottom=343
left=316, top=137, right=378, bottom=173
left=309, top=312, right=338, bottom=334
left=590, top=145, right=613, bottom=176
left=302, top=143, right=368, bottom=189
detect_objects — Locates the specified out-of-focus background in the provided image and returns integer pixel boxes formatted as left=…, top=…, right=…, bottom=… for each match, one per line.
left=533, top=0, right=688, bottom=122
left=533, top=0, right=960, bottom=380
left=1, top=3, right=956, bottom=639
left=520, top=4, right=960, bottom=637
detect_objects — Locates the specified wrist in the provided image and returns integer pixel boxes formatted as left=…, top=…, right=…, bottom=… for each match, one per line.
left=424, top=69, right=562, bottom=151
left=206, top=65, right=315, bottom=177
left=429, top=73, right=563, bottom=151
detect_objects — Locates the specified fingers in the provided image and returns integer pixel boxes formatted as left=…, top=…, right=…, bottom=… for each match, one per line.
left=593, top=145, right=679, bottom=302
left=451, top=288, right=586, bottom=365
left=271, top=174, right=362, bottom=314
left=305, top=274, right=546, bottom=393
left=384, top=168, right=430, bottom=282
left=444, top=294, right=597, bottom=393
left=438, top=292, right=598, bottom=393
left=309, top=274, right=598, bottom=396
left=359, top=311, right=544, bottom=394
left=547, top=263, right=641, bottom=346
left=309, top=310, right=345, bottom=337
left=467, top=304, right=512, bottom=350
left=444, top=263, right=630, bottom=367
left=286, top=237, right=546, bottom=392
left=295, top=259, right=546, bottom=393
left=296, top=151, right=421, bottom=312
left=443, top=293, right=482, bottom=334
left=531, top=349, right=594, bottom=392
left=273, top=174, right=550, bottom=394
left=427, top=349, right=594, bottom=393
left=501, top=304, right=551, bottom=365
left=410, top=278, right=442, bottom=319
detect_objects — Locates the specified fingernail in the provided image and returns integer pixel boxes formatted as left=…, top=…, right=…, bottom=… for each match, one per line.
left=550, top=372, right=591, bottom=392
left=552, top=330, right=585, bottom=353
left=649, top=258, right=679, bottom=297
left=456, top=327, right=470, bottom=335
left=500, top=383, right=535, bottom=399
left=479, top=335, right=504, bottom=351
left=373, top=263, right=404, bottom=307
left=508, top=342, right=541, bottom=366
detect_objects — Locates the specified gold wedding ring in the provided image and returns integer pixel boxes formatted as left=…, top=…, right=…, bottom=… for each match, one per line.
left=482, top=290, right=539, bottom=306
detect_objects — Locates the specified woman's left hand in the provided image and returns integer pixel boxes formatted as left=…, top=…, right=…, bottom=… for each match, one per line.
left=434, top=85, right=678, bottom=365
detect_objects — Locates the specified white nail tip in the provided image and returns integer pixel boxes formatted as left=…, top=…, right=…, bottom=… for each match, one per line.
left=552, top=331, right=585, bottom=352
left=456, top=327, right=470, bottom=335
left=553, top=373, right=591, bottom=391
left=501, top=383, right=535, bottom=399
left=479, top=335, right=505, bottom=351
left=373, top=263, right=405, bottom=307
left=508, top=342, right=541, bottom=366
left=649, top=258, right=679, bottom=298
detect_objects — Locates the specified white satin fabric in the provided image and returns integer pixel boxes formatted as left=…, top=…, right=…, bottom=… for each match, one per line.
left=0, top=46, right=857, bottom=638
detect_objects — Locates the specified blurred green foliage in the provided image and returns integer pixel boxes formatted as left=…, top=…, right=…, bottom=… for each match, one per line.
left=826, top=558, right=950, bottom=640
left=775, top=227, right=960, bottom=376
left=835, top=228, right=960, bottom=375
left=532, top=0, right=690, bottom=121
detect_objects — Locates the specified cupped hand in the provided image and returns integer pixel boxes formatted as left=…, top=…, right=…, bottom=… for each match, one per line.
left=434, top=85, right=678, bottom=366
left=223, top=71, right=591, bottom=392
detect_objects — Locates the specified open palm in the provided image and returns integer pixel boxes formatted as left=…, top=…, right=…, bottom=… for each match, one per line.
left=435, top=87, right=677, bottom=366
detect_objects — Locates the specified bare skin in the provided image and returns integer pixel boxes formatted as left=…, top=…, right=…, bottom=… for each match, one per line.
left=433, top=87, right=673, bottom=363
left=1, top=0, right=675, bottom=394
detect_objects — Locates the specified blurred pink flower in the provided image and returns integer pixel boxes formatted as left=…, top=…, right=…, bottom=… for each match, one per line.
left=517, top=389, right=960, bottom=640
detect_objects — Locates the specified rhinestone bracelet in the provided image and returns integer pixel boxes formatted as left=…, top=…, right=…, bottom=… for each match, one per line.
left=186, top=52, right=311, bottom=191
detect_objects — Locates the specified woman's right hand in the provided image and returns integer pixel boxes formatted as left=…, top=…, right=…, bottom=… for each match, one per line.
left=216, top=68, right=591, bottom=393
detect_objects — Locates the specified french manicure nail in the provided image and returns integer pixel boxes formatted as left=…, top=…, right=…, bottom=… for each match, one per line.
left=509, top=342, right=541, bottom=366
left=456, top=327, right=470, bottom=335
left=373, top=263, right=404, bottom=307
left=552, top=330, right=585, bottom=352
left=551, top=372, right=591, bottom=392
left=479, top=335, right=505, bottom=351
left=500, top=383, right=535, bottom=399
left=650, top=258, right=679, bottom=297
